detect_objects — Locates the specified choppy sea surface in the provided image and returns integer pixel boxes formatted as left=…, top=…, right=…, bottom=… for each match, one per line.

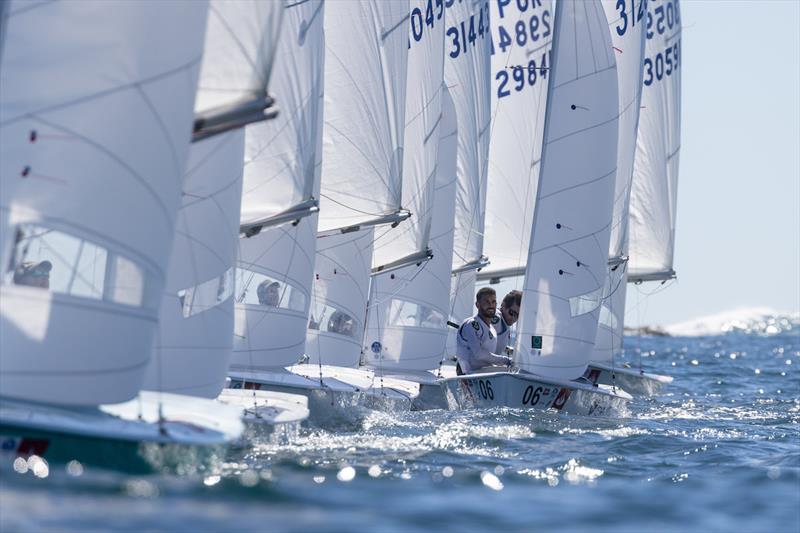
left=1, top=314, right=798, bottom=532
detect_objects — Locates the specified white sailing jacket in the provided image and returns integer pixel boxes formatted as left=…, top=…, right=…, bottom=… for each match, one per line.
left=456, top=314, right=512, bottom=374
left=494, top=312, right=512, bottom=354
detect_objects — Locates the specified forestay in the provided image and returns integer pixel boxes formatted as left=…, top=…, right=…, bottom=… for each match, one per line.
left=0, top=0, right=207, bottom=405
left=144, top=130, right=244, bottom=398
left=515, top=0, right=620, bottom=381
left=628, top=0, right=682, bottom=282
left=364, top=86, right=457, bottom=373
left=480, top=0, right=553, bottom=282
left=317, top=0, right=409, bottom=234
left=591, top=0, right=647, bottom=364
left=193, top=0, right=284, bottom=140
left=230, top=0, right=325, bottom=371
left=372, top=0, right=444, bottom=272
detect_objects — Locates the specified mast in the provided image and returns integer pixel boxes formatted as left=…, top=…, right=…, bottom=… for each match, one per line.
left=515, top=0, right=620, bottom=381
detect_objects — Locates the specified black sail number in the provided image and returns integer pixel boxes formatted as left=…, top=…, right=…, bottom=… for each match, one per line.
left=522, top=385, right=542, bottom=406
left=478, top=379, right=494, bottom=400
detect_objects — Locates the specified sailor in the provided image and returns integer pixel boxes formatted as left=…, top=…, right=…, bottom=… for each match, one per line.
left=455, top=287, right=513, bottom=375
left=494, top=290, right=521, bottom=355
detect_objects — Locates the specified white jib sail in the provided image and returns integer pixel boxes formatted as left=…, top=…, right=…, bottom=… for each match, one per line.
left=372, top=0, right=444, bottom=271
left=193, top=0, right=284, bottom=138
left=480, top=0, right=553, bottom=281
left=590, top=0, right=647, bottom=364
left=627, top=0, right=681, bottom=282
left=144, top=130, right=245, bottom=399
left=316, top=0, right=409, bottom=234
left=515, top=0, right=620, bottom=381
left=230, top=0, right=325, bottom=372
left=0, top=0, right=208, bottom=405
left=363, top=86, right=457, bottom=373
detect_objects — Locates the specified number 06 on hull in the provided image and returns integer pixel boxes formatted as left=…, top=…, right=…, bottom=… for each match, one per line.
left=439, top=371, right=632, bottom=417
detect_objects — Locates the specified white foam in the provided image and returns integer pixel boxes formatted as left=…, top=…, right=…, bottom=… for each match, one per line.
left=663, top=307, right=799, bottom=337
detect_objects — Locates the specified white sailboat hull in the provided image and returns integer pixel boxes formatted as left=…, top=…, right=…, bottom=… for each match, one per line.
left=584, top=362, right=673, bottom=396
left=228, top=365, right=419, bottom=425
left=0, top=392, right=243, bottom=472
left=440, top=370, right=631, bottom=417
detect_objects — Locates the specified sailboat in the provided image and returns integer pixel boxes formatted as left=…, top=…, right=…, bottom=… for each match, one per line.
left=146, top=0, right=309, bottom=432
left=583, top=0, right=681, bottom=395
left=0, top=1, right=246, bottom=467
left=360, top=0, right=450, bottom=409
left=440, top=0, right=632, bottom=415
left=441, top=0, right=494, bottom=368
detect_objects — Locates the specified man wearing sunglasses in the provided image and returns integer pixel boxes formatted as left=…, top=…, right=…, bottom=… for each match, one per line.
left=493, top=290, right=521, bottom=356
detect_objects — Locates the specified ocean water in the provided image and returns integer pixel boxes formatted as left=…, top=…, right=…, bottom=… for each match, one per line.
left=1, top=323, right=798, bottom=532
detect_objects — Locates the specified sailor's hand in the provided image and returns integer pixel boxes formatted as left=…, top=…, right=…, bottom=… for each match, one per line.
left=505, top=356, right=513, bottom=368
left=504, top=346, right=514, bottom=356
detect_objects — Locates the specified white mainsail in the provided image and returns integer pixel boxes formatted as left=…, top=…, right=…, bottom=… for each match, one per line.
left=231, top=0, right=325, bottom=372
left=363, top=86, right=457, bottom=373
left=515, top=0, right=620, bottom=381
left=316, top=0, right=410, bottom=235
left=144, top=130, right=245, bottom=398
left=628, top=0, right=682, bottom=282
left=590, top=0, right=647, bottom=364
left=442, top=0, right=492, bottom=351
left=479, top=0, right=553, bottom=282
left=0, top=0, right=208, bottom=405
left=193, top=0, right=284, bottom=140
left=307, top=0, right=409, bottom=368
left=372, top=0, right=444, bottom=272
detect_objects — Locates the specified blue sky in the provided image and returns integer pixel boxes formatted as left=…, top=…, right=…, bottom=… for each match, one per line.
left=623, top=0, right=800, bottom=326
left=483, top=0, right=800, bottom=327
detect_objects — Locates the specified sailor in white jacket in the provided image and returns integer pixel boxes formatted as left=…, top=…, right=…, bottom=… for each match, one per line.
left=456, top=287, right=512, bottom=375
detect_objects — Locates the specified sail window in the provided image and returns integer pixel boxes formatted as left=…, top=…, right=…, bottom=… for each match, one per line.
left=569, top=286, right=604, bottom=317
left=5, top=224, right=154, bottom=309
left=307, top=303, right=359, bottom=339
left=234, top=268, right=307, bottom=312
left=597, top=304, right=619, bottom=330
left=385, top=298, right=445, bottom=329
left=177, top=268, right=234, bottom=318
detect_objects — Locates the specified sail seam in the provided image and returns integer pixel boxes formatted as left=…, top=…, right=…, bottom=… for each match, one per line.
left=538, top=167, right=616, bottom=201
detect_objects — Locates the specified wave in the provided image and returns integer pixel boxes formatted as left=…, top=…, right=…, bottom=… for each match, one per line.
left=662, top=307, right=799, bottom=337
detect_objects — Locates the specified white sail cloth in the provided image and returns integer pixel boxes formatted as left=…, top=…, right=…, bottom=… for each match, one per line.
left=317, top=0, right=409, bottom=234
left=239, top=0, right=323, bottom=230
left=0, top=0, right=207, bottom=405
left=628, top=0, right=682, bottom=281
left=194, top=0, right=284, bottom=130
left=481, top=0, right=553, bottom=281
left=515, top=0, right=620, bottom=381
left=143, top=130, right=244, bottom=398
left=590, top=0, right=647, bottom=364
left=230, top=0, right=325, bottom=372
left=306, top=229, right=374, bottom=368
left=372, top=0, right=444, bottom=271
left=445, top=0, right=492, bottom=273
left=443, top=0, right=492, bottom=354
left=364, top=86, right=457, bottom=373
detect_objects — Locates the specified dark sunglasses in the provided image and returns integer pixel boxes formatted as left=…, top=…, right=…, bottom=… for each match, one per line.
left=507, top=308, right=519, bottom=318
